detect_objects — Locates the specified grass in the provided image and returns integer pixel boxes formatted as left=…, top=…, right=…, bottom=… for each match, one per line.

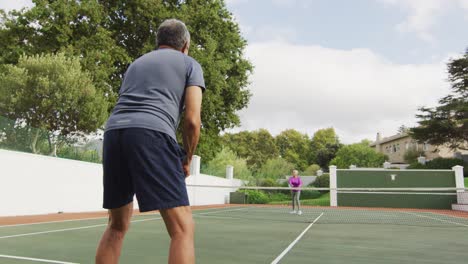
left=268, top=192, right=330, bottom=206
left=465, top=177, right=468, bottom=187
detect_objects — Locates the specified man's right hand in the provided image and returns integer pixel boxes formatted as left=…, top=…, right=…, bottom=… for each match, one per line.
left=183, top=157, right=191, bottom=177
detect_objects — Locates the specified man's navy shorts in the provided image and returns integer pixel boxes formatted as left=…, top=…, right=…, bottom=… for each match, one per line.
left=102, top=128, right=189, bottom=212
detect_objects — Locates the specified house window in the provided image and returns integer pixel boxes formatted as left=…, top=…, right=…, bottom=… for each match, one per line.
left=423, top=143, right=429, bottom=151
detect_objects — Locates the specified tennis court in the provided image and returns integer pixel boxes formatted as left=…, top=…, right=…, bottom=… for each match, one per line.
left=1, top=205, right=468, bottom=264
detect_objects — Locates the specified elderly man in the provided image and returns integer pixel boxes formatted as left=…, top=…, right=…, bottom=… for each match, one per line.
left=95, top=19, right=204, bottom=264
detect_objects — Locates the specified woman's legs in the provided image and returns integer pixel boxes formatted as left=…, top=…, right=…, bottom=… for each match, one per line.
left=295, top=191, right=301, bottom=211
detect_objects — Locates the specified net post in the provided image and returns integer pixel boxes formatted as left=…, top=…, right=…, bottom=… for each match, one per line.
left=453, top=165, right=464, bottom=192
left=190, top=155, right=201, bottom=176
left=330, top=165, right=337, bottom=206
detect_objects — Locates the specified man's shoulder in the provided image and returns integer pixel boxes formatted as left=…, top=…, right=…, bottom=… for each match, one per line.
left=183, top=54, right=202, bottom=68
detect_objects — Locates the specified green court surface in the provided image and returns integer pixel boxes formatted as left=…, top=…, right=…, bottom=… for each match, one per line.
left=1, top=206, right=468, bottom=264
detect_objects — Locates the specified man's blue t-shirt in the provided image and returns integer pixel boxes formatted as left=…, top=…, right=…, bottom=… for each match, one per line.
left=105, top=48, right=205, bottom=140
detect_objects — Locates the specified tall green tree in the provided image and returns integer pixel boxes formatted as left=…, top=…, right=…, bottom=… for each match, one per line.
left=411, top=48, right=468, bottom=150
left=330, top=142, right=387, bottom=169
left=222, top=129, right=279, bottom=172
left=275, top=129, right=311, bottom=171
left=309, top=128, right=341, bottom=165
left=0, top=53, right=107, bottom=153
left=256, top=157, right=295, bottom=180
left=1, top=0, right=253, bottom=160
left=203, top=147, right=253, bottom=181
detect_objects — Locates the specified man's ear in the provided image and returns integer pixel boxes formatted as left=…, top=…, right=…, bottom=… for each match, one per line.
left=182, top=42, right=190, bottom=54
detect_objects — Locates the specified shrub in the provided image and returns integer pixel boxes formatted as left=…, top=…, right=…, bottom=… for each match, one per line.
left=312, top=173, right=330, bottom=194
left=244, top=190, right=269, bottom=204
left=403, top=148, right=425, bottom=164
left=258, top=178, right=281, bottom=187
left=303, top=164, right=320, bottom=175
left=408, top=158, right=467, bottom=177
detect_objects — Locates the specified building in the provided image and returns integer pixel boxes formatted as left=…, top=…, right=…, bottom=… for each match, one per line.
left=370, top=132, right=468, bottom=164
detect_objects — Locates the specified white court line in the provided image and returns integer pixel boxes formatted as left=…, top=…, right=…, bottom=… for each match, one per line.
left=0, top=216, right=108, bottom=228
left=0, top=217, right=161, bottom=239
left=197, top=208, right=248, bottom=215
left=403, top=212, right=468, bottom=227
left=0, top=206, right=246, bottom=228
left=0, top=254, right=79, bottom=264
left=0, top=207, right=248, bottom=239
left=195, top=215, right=245, bottom=220
left=270, top=212, right=323, bottom=264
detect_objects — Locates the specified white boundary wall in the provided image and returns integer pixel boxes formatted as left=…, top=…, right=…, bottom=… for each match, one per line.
left=0, top=150, right=242, bottom=217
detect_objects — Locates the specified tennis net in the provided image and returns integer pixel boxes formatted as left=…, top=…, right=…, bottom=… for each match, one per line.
left=186, top=185, right=468, bottom=227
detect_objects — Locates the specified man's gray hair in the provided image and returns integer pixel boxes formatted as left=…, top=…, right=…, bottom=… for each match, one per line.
left=156, top=19, right=190, bottom=50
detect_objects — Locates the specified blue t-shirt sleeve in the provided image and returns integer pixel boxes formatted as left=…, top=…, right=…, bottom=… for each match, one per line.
left=185, top=58, right=206, bottom=92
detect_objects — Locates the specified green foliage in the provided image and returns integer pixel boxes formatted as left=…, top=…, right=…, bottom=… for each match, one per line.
left=203, top=147, right=253, bottom=181
left=404, top=148, right=425, bottom=164
left=222, top=129, right=279, bottom=172
left=269, top=192, right=330, bottom=206
left=330, top=143, right=387, bottom=169
left=257, top=178, right=281, bottom=187
left=0, top=53, right=107, bottom=153
left=309, top=128, right=342, bottom=169
left=1, top=0, right=253, bottom=161
left=303, top=164, right=321, bottom=175
left=256, top=157, right=295, bottom=180
left=312, top=173, right=330, bottom=193
left=276, top=129, right=311, bottom=170
left=408, top=157, right=466, bottom=170
left=244, top=190, right=269, bottom=204
left=57, top=145, right=101, bottom=163
left=300, top=190, right=322, bottom=199
left=411, top=48, right=468, bottom=150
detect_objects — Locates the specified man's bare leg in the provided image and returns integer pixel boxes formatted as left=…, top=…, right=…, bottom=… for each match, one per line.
left=95, top=202, right=133, bottom=264
left=160, top=206, right=195, bottom=264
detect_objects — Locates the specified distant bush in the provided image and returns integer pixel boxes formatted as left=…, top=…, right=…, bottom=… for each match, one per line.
left=303, top=164, right=320, bottom=175
left=244, top=190, right=269, bottom=204
left=257, top=178, right=281, bottom=187
left=57, top=146, right=101, bottom=163
left=312, top=173, right=330, bottom=193
left=403, top=148, right=425, bottom=164
left=408, top=158, right=467, bottom=177
left=300, top=190, right=322, bottom=199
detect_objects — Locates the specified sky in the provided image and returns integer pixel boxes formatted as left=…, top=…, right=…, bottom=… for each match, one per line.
left=1, top=0, right=468, bottom=143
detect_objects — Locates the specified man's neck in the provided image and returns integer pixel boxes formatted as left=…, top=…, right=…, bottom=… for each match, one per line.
left=158, top=45, right=178, bottom=51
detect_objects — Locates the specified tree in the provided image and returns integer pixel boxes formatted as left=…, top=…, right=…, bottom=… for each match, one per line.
left=309, top=128, right=341, bottom=167
left=411, top=48, right=468, bottom=150
left=303, top=164, right=320, bottom=176
left=0, top=53, right=107, bottom=153
left=1, top=0, right=253, bottom=161
left=203, top=147, right=253, bottom=181
left=222, top=129, right=279, bottom=172
left=330, top=142, right=387, bottom=169
left=256, top=157, right=295, bottom=180
left=275, top=129, right=311, bottom=171
left=403, top=147, right=425, bottom=164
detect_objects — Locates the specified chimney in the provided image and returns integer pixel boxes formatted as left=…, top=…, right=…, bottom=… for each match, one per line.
left=376, top=132, right=382, bottom=142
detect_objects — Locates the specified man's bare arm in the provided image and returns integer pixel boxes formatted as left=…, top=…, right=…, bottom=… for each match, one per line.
left=182, top=86, right=203, bottom=176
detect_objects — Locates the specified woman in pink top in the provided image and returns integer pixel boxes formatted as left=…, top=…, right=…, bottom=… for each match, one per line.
left=288, top=170, right=303, bottom=215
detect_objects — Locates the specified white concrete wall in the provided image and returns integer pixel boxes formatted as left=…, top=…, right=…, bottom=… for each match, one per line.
left=0, top=149, right=242, bottom=217
left=186, top=174, right=242, bottom=205
left=0, top=149, right=103, bottom=216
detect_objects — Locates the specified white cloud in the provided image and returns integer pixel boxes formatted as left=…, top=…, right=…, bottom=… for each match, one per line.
left=232, top=41, right=451, bottom=143
left=0, top=0, right=33, bottom=12
left=378, top=0, right=468, bottom=41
